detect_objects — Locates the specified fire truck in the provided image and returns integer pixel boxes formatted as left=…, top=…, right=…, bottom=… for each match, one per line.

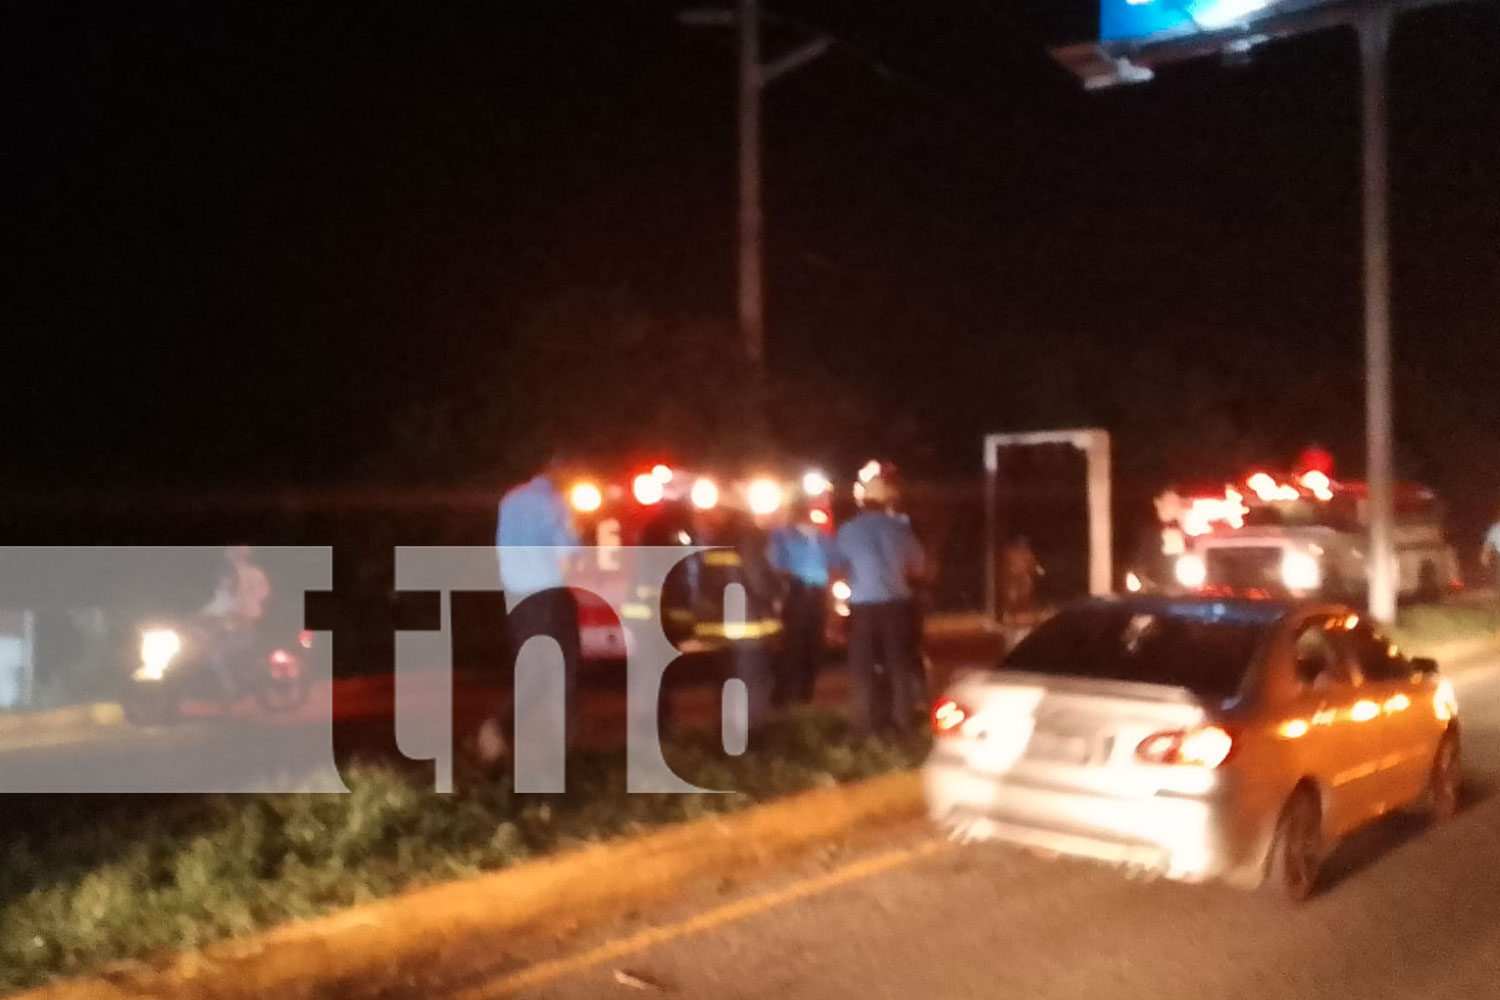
left=1130, top=466, right=1461, bottom=603
left=559, top=462, right=838, bottom=661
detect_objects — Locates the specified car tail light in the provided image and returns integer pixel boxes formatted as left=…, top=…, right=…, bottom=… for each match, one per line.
left=298, top=629, right=314, bottom=649
left=931, top=698, right=970, bottom=736
left=1135, top=725, right=1234, bottom=768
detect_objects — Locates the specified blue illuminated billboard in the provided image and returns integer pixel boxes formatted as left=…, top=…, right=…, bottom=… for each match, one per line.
left=1101, top=0, right=1288, bottom=43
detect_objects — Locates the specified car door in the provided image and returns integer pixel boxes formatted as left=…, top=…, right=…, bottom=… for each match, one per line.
left=1342, top=623, right=1436, bottom=807
left=1287, top=616, right=1384, bottom=836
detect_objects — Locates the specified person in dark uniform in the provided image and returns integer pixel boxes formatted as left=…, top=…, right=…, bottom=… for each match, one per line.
left=767, top=496, right=837, bottom=706
left=623, top=493, right=781, bottom=748
left=691, top=501, right=782, bottom=748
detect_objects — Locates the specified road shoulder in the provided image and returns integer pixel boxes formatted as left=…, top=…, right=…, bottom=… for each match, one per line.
left=15, top=771, right=924, bottom=1000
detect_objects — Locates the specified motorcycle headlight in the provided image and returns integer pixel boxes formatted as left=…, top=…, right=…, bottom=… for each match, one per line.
left=136, top=628, right=182, bottom=681
left=1282, top=550, right=1322, bottom=591
left=1174, top=555, right=1207, bottom=589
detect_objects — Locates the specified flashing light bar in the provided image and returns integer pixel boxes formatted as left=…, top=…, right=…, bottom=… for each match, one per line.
left=802, top=469, right=831, bottom=496
left=691, top=477, right=719, bottom=510
left=570, top=482, right=603, bottom=513
left=747, top=477, right=784, bottom=516
left=633, top=473, right=665, bottom=505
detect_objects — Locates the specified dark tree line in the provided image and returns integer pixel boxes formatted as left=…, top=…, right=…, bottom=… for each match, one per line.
left=379, top=285, right=1500, bottom=548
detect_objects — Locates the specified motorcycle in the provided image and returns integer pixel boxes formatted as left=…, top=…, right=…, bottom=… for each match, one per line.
left=123, top=617, right=312, bottom=725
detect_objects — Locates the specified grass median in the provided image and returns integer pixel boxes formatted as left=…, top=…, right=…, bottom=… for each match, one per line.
left=0, top=711, right=924, bottom=993
left=1393, top=599, right=1500, bottom=654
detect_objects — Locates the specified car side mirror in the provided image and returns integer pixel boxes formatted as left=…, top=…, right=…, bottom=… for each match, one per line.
left=1411, top=657, right=1439, bottom=677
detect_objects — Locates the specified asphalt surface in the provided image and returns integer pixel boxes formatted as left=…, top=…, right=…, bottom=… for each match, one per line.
left=396, top=645, right=1500, bottom=1000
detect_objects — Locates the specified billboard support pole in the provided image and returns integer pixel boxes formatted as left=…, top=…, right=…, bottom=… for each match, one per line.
left=983, top=435, right=999, bottom=626
left=1360, top=6, right=1398, bottom=624
left=1084, top=431, right=1114, bottom=599
left=1047, top=0, right=1477, bottom=624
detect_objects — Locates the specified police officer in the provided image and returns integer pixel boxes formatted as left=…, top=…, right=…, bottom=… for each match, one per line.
left=767, top=495, right=837, bottom=707
left=479, top=452, right=582, bottom=764
left=836, top=471, right=928, bottom=741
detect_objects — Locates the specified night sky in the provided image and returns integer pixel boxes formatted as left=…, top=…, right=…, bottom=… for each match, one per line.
left=7, top=2, right=1499, bottom=505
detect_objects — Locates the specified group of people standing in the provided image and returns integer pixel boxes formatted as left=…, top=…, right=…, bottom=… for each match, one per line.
left=768, top=473, right=929, bottom=741
left=477, top=456, right=931, bottom=763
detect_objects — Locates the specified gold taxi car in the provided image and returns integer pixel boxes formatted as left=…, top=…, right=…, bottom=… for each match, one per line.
left=923, top=597, right=1461, bottom=900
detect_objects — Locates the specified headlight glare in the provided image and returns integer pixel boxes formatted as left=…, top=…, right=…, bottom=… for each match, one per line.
left=1174, top=555, right=1207, bottom=589
left=137, top=629, right=182, bottom=680
left=1282, top=550, right=1322, bottom=591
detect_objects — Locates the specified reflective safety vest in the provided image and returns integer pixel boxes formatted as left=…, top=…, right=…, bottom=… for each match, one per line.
left=690, top=524, right=781, bottom=646
left=620, top=520, right=781, bottom=650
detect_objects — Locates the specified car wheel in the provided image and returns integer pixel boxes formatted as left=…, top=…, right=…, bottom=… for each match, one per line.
left=1264, top=787, right=1324, bottom=902
left=1425, top=731, right=1461, bottom=822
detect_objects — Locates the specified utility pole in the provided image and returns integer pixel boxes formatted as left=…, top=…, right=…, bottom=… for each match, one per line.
left=681, top=5, right=830, bottom=374
left=737, top=0, right=764, bottom=369
left=1360, top=5, right=1398, bottom=624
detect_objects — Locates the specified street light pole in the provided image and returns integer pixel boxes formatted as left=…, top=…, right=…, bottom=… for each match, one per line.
left=1360, top=6, right=1398, bottom=624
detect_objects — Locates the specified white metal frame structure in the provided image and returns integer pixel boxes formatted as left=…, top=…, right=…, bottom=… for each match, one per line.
left=983, top=428, right=1113, bottom=625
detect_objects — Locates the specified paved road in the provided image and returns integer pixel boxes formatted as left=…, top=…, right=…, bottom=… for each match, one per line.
left=410, top=647, right=1500, bottom=1000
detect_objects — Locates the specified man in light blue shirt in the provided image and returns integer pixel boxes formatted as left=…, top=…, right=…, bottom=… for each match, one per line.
left=835, top=476, right=928, bottom=740
left=768, top=496, right=839, bottom=706
left=496, top=466, right=581, bottom=598
left=479, top=455, right=583, bottom=763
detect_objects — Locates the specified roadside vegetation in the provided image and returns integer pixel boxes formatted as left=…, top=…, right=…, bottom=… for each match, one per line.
left=0, top=711, right=922, bottom=993
left=1394, top=598, right=1500, bottom=654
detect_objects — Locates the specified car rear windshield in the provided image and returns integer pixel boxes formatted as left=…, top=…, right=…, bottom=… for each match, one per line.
left=1003, top=602, right=1278, bottom=699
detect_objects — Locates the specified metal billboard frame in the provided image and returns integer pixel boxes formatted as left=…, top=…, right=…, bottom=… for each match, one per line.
left=983, top=428, right=1112, bottom=627
left=1052, top=0, right=1454, bottom=90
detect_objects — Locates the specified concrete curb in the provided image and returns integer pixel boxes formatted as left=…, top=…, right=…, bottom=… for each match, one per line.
left=0, top=702, right=122, bottom=738
left=16, top=770, right=925, bottom=1000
